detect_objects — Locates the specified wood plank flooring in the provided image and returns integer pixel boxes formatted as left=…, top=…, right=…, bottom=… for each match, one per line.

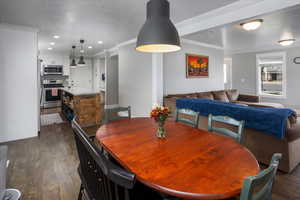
left=1, top=112, right=300, bottom=200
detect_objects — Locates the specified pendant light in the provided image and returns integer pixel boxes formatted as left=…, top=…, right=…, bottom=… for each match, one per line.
left=136, top=0, right=181, bottom=53
left=70, top=45, right=77, bottom=68
left=78, top=39, right=86, bottom=65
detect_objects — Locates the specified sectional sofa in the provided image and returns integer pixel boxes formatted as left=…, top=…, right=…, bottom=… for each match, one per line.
left=164, top=89, right=300, bottom=172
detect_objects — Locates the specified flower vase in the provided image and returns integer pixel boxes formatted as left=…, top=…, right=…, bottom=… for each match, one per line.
left=156, top=122, right=166, bottom=138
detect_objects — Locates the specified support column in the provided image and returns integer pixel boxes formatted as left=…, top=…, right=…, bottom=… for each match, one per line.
left=152, top=53, right=164, bottom=106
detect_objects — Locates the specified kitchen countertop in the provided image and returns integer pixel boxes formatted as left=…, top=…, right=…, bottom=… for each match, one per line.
left=62, top=87, right=105, bottom=96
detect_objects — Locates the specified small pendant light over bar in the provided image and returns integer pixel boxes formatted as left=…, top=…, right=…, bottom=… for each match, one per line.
left=70, top=45, right=77, bottom=68
left=78, top=39, right=86, bottom=65
left=136, top=0, right=181, bottom=53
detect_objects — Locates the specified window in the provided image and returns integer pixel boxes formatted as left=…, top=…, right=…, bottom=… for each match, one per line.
left=256, top=52, right=286, bottom=98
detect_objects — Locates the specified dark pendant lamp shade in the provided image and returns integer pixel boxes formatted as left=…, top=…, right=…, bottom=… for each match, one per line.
left=78, top=56, right=85, bottom=65
left=70, top=45, right=77, bottom=67
left=136, top=0, right=181, bottom=53
left=78, top=39, right=86, bottom=65
left=70, top=58, right=77, bottom=67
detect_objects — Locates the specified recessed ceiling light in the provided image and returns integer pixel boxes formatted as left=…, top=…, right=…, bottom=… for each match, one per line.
left=278, top=39, right=295, bottom=46
left=240, top=19, right=263, bottom=31
left=50, top=42, right=55, bottom=46
left=53, top=35, right=60, bottom=39
left=48, top=47, right=53, bottom=50
left=97, top=41, right=103, bottom=44
left=88, top=46, right=93, bottom=49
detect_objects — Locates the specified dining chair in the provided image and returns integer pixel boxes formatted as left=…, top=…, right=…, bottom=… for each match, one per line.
left=175, top=108, right=200, bottom=128
left=72, top=118, right=178, bottom=200
left=208, top=114, right=245, bottom=144
left=105, top=106, right=131, bottom=123
left=239, top=153, right=282, bottom=200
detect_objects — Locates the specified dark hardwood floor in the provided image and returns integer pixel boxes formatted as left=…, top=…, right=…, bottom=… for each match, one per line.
left=1, top=111, right=300, bottom=200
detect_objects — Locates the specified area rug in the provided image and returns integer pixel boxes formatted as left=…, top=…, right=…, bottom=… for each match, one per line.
left=41, top=113, right=64, bottom=126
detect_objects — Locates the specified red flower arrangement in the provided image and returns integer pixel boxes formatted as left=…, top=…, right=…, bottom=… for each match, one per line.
left=150, top=105, right=170, bottom=122
left=150, top=105, right=171, bottom=138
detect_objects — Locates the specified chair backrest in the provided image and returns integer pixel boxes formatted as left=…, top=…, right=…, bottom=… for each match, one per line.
left=72, top=119, right=135, bottom=200
left=0, top=146, right=8, bottom=200
left=240, top=153, right=282, bottom=200
left=105, top=106, right=131, bottom=123
left=208, top=114, right=245, bottom=143
left=175, top=109, right=199, bottom=127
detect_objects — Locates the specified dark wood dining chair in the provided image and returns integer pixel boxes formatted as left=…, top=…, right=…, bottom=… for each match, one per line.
left=105, top=106, right=131, bottom=123
left=208, top=114, right=245, bottom=144
left=240, top=153, right=282, bottom=200
left=175, top=108, right=199, bottom=128
left=72, top=118, right=177, bottom=200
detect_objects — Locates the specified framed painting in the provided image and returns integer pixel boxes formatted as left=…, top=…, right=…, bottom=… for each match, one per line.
left=186, top=54, right=209, bottom=78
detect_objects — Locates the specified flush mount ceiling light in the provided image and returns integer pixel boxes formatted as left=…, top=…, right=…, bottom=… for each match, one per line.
left=88, top=46, right=93, bottom=49
left=78, top=39, right=86, bottom=65
left=47, top=47, right=53, bottom=50
left=240, top=19, right=263, bottom=31
left=136, top=0, right=181, bottom=53
left=97, top=41, right=103, bottom=44
left=278, top=39, right=296, bottom=46
left=50, top=42, right=55, bottom=46
left=53, top=35, right=60, bottom=39
left=70, top=45, right=77, bottom=68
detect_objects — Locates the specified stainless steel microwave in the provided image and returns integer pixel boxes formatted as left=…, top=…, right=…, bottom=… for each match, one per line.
left=43, top=65, right=63, bottom=75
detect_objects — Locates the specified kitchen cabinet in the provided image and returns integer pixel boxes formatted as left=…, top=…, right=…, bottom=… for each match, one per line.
left=63, top=65, right=70, bottom=76
left=61, top=88, right=105, bottom=127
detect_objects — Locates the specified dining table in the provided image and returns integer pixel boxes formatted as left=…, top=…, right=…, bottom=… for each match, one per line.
left=96, top=118, right=260, bottom=200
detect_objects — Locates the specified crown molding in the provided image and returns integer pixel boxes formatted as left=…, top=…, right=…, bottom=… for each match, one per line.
left=0, top=23, right=39, bottom=33
left=181, top=39, right=224, bottom=50
left=226, top=42, right=300, bottom=55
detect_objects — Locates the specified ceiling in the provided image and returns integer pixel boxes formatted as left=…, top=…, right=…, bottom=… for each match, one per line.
left=0, top=0, right=238, bottom=55
left=184, top=5, right=300, bottom=55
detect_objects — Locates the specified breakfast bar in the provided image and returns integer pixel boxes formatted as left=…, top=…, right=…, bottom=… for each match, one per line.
left=62, top=88, right=105, bottom=127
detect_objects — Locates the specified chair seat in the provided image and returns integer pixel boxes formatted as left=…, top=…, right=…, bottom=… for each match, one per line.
left=130, top=182, right=180, bottom=200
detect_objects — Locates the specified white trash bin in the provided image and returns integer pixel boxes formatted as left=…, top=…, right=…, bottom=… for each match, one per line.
left=3, top=189, right=21, bottom=200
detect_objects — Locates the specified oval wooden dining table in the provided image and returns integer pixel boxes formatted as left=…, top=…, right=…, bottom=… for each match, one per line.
left=96, top=118, right=259, bottom=200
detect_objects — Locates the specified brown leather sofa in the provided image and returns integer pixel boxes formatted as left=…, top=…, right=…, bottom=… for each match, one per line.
left=164, top=89, right=300, bottom=173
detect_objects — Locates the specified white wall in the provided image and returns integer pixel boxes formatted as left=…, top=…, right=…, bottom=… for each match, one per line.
left=119, top=43, right=152, bottom=117
left=232, top=53, right=257, bottom=95
left=99, top=58, right=105, bottom=89
left=232, top=47, right=300, bottom=108
left=69, top=59, right=93, bottom=88
left=0, top=24, right=38, bottom=143
left=106, top=55, right=119, bottom=106
left=164, top=42, right=225, bottom=95
left=118, top=41, right=224, bottom=117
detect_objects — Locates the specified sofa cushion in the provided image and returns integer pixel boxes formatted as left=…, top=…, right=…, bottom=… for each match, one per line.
left=226, top=90, right=239, bottom=101
left=186, top=93, right=198, bottom=98
left=166, top=93, right=198, bottom=99
left=197, top=92, right=214, bottom=100
left=212, top=91, right=229, bottom=102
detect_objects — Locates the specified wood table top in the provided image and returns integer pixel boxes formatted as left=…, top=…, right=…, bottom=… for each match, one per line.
left=96, top=118, right=259, bottom=200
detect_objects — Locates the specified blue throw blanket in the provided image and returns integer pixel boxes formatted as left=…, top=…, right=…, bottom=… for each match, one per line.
left=176, top=98, right=295, bottom=139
